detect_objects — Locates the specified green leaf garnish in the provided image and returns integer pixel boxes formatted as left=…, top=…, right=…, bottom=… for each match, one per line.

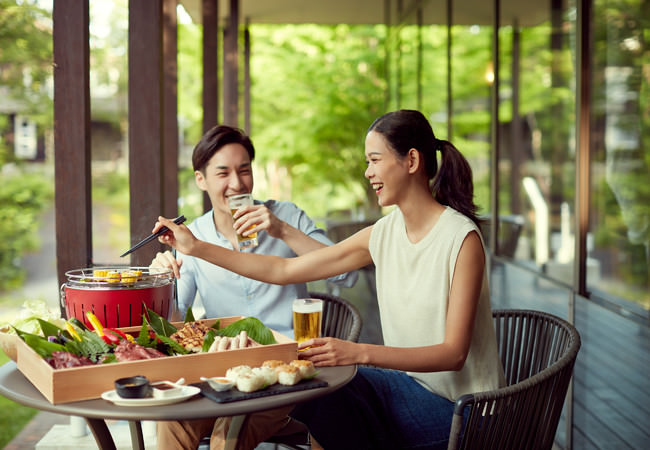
left=37, top=319, right=64, bottom=338
left=22, top=333, right=65, bottom=358
left=302, top=369, right=321, bottom=380
left=184, top=307, right=195, bottom=323
left=202, top=329, right=216, bottom=352
left=63, top=331, right=110, bottom=362
left=157, top=335, right=189, bottom=355
left=216, top=317, right=277, bottom=345
left=136, top=319, right=151, bottom=346
left=145, top=306, right=177, bottom=337
left=101, top=353, right=117, bottom=364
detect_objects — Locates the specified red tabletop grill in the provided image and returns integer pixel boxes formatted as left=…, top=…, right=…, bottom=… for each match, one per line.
left=61, top=267, right=175, bottom=329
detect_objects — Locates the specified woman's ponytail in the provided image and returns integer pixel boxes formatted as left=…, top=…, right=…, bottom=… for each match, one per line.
left=431, top=140, right=482, bottom=230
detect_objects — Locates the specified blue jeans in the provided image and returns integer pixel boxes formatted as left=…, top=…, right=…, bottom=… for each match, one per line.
left=290, top=367, right=457, bottom=450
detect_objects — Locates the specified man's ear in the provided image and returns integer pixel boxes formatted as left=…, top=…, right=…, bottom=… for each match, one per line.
left=194, top=170, right=207, bottom=191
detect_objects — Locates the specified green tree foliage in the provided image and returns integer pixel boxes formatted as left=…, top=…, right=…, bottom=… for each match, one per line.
left=590, top=0, right=650, bottom=293
left=0, top=173, right=53, bottom=290
left=177, top=21, right=203, bottom=146
left=0, top=1, right=54, bottom=290
left=88, top=0, right=128, bottom=125
left=0, top=0, right=52, bottom=124
left=249, top=25, right=388, bottom=217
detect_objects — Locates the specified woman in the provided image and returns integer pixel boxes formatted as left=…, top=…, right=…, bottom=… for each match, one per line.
left=154, top=110, right=505, bottom=449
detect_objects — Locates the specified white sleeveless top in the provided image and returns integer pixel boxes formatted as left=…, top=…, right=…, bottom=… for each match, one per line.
left=369, top=207, right=505, bottom=400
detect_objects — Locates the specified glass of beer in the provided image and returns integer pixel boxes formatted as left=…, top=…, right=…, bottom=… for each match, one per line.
left=228, top=194, right=258, bottom=249
left=292, top=298, right=323, bottom=343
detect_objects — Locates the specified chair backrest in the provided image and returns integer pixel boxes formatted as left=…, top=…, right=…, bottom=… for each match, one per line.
left=448, top=309, right=581, bottom=450
left=308, top=291, right=362, bottom=342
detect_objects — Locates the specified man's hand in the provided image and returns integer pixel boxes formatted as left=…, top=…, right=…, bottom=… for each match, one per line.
left=233, top=204, right=287, bottom=239
left=150, top=250, right=182, bottom=279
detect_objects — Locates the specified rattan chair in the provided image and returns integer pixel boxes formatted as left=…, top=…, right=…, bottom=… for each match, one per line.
left=448, top=309, right=581, bottom=450
left=309, top=291, right=362, bottom=342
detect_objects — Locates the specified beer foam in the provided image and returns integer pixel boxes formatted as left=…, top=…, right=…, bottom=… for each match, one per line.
left=293, top=301, right=322, bottom=314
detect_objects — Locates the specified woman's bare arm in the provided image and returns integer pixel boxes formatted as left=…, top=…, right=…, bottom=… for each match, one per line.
left=299, top=231, right=485, bottom=373
left=155, top=216, right=373, bottom=285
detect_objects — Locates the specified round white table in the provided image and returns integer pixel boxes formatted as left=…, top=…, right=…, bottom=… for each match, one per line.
left=0, top=361, right=356, bottom=450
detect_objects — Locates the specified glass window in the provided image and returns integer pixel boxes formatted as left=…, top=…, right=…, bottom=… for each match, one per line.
left=589, top=0, right=649, bottom=313
left=89, top=0, right=130, bottom=266
left=497, top=0, right=577, bottom=290
left=450, top=2, right=493, bottom=214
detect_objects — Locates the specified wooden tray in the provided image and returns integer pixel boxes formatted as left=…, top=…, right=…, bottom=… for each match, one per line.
left=16, top=317, right=298, bottom=404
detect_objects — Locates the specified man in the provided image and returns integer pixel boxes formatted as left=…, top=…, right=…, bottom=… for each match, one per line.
left=153, top=124, right=357, bottom=449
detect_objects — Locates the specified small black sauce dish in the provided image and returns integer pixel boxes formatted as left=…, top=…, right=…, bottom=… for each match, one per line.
left=114, top=375, right=152, bottom=399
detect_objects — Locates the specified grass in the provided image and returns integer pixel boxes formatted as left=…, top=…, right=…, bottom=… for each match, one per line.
left=0, top=350, right=38, bottom=448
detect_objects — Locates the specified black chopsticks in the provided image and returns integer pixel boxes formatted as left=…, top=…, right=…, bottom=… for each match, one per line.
left=120, top=215, right=186, bottom=257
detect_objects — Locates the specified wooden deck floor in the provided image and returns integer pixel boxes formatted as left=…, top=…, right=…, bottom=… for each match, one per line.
left=323, top=260, right=650, bottom=450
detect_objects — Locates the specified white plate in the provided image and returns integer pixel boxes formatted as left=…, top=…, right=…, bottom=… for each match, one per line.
left=101, top=385, right=201, bottom=407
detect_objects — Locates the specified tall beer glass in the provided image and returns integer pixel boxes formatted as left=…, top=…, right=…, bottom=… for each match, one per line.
left=228, top=194, right=258, bottom=249
left=292, top=298, right=323, bottom=343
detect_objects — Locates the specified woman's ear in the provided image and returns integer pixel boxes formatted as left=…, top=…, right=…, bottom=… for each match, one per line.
left=407, top=148, right=422, bottom=174
left=194, top=170, right=208, bottom=191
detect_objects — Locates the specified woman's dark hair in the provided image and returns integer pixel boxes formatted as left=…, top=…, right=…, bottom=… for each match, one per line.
left=368, top=109, right=482, bottom=229
left=192, top=125, right=255, bottom=172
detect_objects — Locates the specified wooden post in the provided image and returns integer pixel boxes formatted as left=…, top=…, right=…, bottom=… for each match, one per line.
left=53, top=0, right=92, bottom=317
left=203, top=0, right=219, bottom=132
left=128, top=0, right=165, bottom=266
left=202, top=0, right=219, bottom=212
left=163, top=0, right=179, bottom=219
left=223, top=0, right=239, bottom=127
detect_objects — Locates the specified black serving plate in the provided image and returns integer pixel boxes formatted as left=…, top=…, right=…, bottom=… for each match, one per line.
left=193, top=378, right=328, bottom=404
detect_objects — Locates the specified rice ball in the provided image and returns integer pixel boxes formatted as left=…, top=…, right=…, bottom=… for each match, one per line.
left=225, top=365, right=252, bottom=382
left=252, top=366, right=278, bottom=386
left=235, top=372, right=265, bottom=393
left=276, top=364, right=301, bottom=386
left=290, top=360, right=316, bottom=379
left=262, top=360, right=285, bottom=370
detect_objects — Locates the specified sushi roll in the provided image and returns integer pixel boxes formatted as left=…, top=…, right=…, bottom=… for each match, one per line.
left=262, top=360, right=285, bottom=370
left=252, top=366, right=278, bottom=386
left=276, top=364, right=301, bottom=386
left=236, top=372, right=265, bottom=393
left=290, top=360, right=316, bottom=379
left=225, top=365, right=252, bottom=382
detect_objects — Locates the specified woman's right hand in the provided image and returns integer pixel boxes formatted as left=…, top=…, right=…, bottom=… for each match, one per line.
left=296, top=337, right=362, bottom=367
left=154, top=216, right=199, bottom=258
left=150, top=250, right=182, bottom=279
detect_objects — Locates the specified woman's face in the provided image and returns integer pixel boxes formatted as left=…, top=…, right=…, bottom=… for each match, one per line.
left=195, top=143, right=254, bottom=215
left=364, top=131, right=410, bottom=208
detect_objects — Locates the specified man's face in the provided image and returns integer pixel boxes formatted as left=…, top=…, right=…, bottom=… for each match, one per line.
left=195, top=143, right=254, bottom=215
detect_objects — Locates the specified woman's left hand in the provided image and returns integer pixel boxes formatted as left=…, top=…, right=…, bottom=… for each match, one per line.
left=297, top=337, right=360, bottom=367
